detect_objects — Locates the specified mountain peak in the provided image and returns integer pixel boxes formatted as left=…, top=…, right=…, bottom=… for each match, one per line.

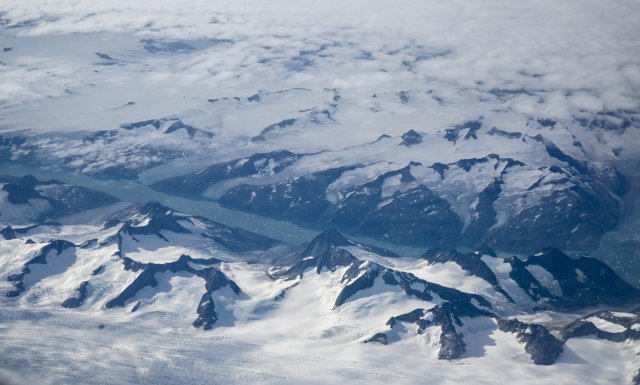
left=272, top=228, right=358, bottom=277
left=2, top=174, right=43, bottom=204
left=105, top=201, right=190, bottom=236
left=18, top=174, right=39, bottom=188
left=400, top=129, right=423, bottom=146
left=133, top=201, right=173, bottom=216
left=0, top=226, right=16, bottom=240
left=474, top=244, right=498, bottom=258
left=308, top=228, right=352, bottom=250
left=529, top=247, right=573, bottom=263
left=109, top=201, right=176, bottom=223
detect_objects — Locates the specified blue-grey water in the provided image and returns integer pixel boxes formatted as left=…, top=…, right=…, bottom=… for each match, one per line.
left=0, top=164, right=428, bottom=258
left=1, top=163, right=638, bottom=286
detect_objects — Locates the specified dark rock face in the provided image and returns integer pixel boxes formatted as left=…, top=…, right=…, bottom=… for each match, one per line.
left=0, top=175, right=120, bottom=220
left=490, top=183, right=620, bottom=251
left=331, top=168, right=462, bottom=245
left=486, top=137, right=624, bottom=252
left=2, top=174, right=42, bottom=203
left=369, top=302, right=494, bottom=359
left=462, top=178, right=502, bottom=244
left=562, top=321, right=640, bottom=343
left=497, top=319, right=564, bottom=365
left=193, top=292, right=217, bottom=330
left=193, top=268, right=242, bottom=330
left=200, top=223, right=281, bottom=252
left=590, top=163, right=628, bottom=196
left=561, top=310, right=640, bottom=342
left=0, top=226, right=16, bottom=240
left=436, top=302, right=491, bottom=359
left=576, top=110, right=639, bottom=133
left=164, top=120, right=202, bottom=138
left=271, top=228, right=490, bottom=309
left=150, top=127, right=626, bottom=252
left=422, top=245, right=640, bottom=312
left=334, top=257, right=490, bottom=308
left=206, top=151, right=618, bottom=251
left=400, top=129, right=422, bottom=146
left=422, top=247, right=514, bottom=303
left=542, top=139, right=589, bottom=174
left=355, top=238, right=639, bottom=362
left=330, top=166, right=415, bottom=229
left=502, top=248, right=640, bottom=311
left=107, top=201, right=280, bottom=252
left=272, top=228, right=398, bottom=278
left=426, top=302, right=494, bottom=359
left=487, top=127, right=522, bottom=139
left=120, top=118, right=210, bottom=138
left=252, top=119, right=298, bottom=142
left=219, top=166, right=355, bottom=225
left=504, top=256, right=552, bottom=304
left=537, top=118, right=557, bottom=128
left=298, top=227, right=355, bottom=254
left=150, top=151, right=299, bottom=197
left=450, top=153, right=523, bottom=172
left=62, top=281, right=90, bottom=308
left=524, top=248, right=640, bottom=310
left=105, top=201, right=191, bottom=240
left=364, top=332, right=388, bottom=345
left=6, top=240, right=76, bottom=297
left=105, top=254, right=241, bottom=330
left=438, top=322, right=466, bottom=360
left=444, top=120, right=482, bottom=143
left=272, top=230, right=360, bottom=280
left=387, top=308, right=427, bottom=326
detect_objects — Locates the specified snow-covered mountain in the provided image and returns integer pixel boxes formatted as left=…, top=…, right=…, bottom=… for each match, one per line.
left=1, top=189, right=638, bottom=383
left=1, top=1, right=640, bottom=383
left=152, top=123, right=627, bottom=252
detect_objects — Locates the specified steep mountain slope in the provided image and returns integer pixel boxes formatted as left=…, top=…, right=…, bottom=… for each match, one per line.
left=152, top=123, right=627, bottom=252
left=0, top=197, right=638, bottom=383
left=0, top=174, right=119, bottom=226
left=1, top=1, right=639, bottom=383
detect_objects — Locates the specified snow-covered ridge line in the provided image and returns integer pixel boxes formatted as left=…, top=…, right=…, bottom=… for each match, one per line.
left=1, top=194, right=639, bottom=382
left=150, top=124, right=627, bottom=252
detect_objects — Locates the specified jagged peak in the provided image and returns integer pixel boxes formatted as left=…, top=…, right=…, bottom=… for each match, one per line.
left=306, top=228, right=353, bottom=251
left=422, top=247, right=458, bottom=259
left=132, top=201, right=174, bottom=215
left=38, top=239, right=76, bottom=255
left=0, top=226, right=16, bottom=240
left=474, top=244, right=498, bottom=258
left=105, top=201, right=191, bottom=235
left=106, top=201, right=176, bottom=223
left=400, top=129, right=423, bottom=146
left=16, top=174, right=39, bottom=188
left=1, top=174, right=44, bottom=204
left=527, top=247, right=573, bottom=264
left=374, top=165, right=416, bottom=185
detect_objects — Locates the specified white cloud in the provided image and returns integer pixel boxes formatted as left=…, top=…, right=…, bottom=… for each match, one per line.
left=0, top=0, right=638, bottom=164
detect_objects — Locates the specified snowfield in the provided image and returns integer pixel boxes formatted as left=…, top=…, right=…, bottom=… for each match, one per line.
left=0, top=200, right=638, bottom=385
left=0, top=303, right=638, bottom=385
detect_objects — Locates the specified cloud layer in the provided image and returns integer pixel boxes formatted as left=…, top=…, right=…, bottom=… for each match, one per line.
left=0, top=0, right=638, bottom=164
